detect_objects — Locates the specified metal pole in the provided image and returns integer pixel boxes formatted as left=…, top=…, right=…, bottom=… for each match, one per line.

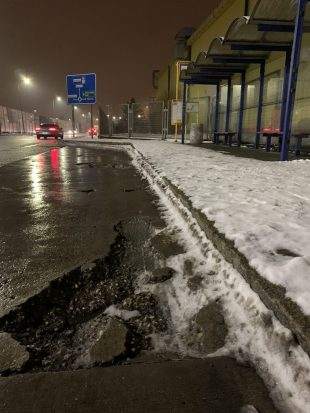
left=255, top=61, right=266, bottom=148
left=90, top=105, right=94, bottom=138
left=225, top=77, right=232, bottom=133
left=175, top=62, right=180, bottom=141
left=71, top=106, right=76, bottom=138
left=281, top=0, right=307, bottom=161
left=127, top=104, right=131, bottom=138
left=18, top=83, right=25, bottom=134
left=213, top=83, right=220, bottom=144
left=181, top=82, right=187, bottom=144
left=237, top=71, right=246, bottom=146
left=280, top=51, right=291, bottom=133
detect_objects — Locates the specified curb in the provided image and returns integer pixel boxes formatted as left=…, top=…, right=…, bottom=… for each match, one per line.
left=65, top=139, right=310, bottom=357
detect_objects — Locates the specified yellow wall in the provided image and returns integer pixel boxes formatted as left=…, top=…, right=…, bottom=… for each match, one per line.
left=189, top=0, right=244, bottom=60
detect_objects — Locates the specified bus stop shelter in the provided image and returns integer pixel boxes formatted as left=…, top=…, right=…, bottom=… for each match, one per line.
left=181, top=0, right=310, bottom=161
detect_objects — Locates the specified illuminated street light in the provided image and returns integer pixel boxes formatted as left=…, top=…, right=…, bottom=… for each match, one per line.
left=119, top=116, right=122, bottom=120
left=56, top=96, right=62, bottom=102
left=112, top=116, right=116, bottom=121
left=21, top=75, right=32, bottom=86
left=137, top=114, right=142, bottom=119
left=74, top=106, right=78, bottom=110
left=82, top=113, right=85, bottom=118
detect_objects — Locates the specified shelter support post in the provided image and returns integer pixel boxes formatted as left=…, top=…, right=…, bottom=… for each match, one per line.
left=213, top=82, right=220, bottom=144
left=281, top=0, right=308, bottom=161
left=279, top=51, right=292, bottom=150
left=225, top=77, right=232, bottom=139
left=255, top=61, right=266, bottom=148
left=237, top=71, right=246, bottom=146
left=181, top=82, right=187, bottom=144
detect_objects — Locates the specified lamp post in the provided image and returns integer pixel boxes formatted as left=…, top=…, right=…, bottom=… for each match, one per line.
left=52, top=96, right=62, bottom=120
left=18, top=75, right=32, bottom=134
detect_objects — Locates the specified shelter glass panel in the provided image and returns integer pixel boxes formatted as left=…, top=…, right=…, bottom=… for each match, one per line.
left=229, top=75, right=241, bottom=133
left=262, top=71, right=282, bottom=130
left=243, top=78, right=260, bottom=143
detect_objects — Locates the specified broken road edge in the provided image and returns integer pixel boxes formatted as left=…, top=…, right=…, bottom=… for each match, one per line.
left=64, top=140, right=310, bottom=358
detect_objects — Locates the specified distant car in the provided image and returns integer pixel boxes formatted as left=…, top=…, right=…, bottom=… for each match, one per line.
left=88, top=127, right=97, bottom=137
left=35, top=123, right=64, bottom=139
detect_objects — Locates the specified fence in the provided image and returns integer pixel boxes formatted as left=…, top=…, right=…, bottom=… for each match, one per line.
left=0, top=105, right=38, bottom=134
left=102, top=101, right=170, bottom=139
left=0, top=104, right=73, bottom=135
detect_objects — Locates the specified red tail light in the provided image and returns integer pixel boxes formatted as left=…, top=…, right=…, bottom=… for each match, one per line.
left=49, top=127, right=57, bottom=131
left=35, top=127, right=41, bottom=131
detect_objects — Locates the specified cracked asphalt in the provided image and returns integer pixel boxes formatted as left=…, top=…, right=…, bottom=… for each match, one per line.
left=0, top=135, right=277, bottom=412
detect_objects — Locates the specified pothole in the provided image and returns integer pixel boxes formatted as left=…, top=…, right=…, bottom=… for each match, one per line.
left=79, top=189, right=95, bottom=194
left=75, top=162, right=95, bottom=168
left=0, top=217, right=168, bottom=375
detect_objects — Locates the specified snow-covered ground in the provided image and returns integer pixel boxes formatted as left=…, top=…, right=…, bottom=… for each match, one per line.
left=132, top=150, right=310, bottom=413
left=129, top=140, right=310, bottom=315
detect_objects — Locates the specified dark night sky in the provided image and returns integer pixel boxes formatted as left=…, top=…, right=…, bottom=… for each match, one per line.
left=0, top=0, right=216, bottom=116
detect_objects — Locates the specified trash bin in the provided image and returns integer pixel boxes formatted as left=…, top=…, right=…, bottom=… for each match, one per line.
left=190, top=123, right=204, bottom=145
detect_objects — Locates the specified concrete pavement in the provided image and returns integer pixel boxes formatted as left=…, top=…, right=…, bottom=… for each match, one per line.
left=0, top=357, right=277, bottom=413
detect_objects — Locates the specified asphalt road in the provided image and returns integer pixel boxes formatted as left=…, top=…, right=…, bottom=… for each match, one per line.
left=0, top=134, right=277, bottom=412
left=0, top=135, right=164, bottom=317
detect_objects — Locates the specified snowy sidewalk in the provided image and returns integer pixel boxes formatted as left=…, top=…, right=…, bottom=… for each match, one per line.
left=130, top=140, right=310, bottom=315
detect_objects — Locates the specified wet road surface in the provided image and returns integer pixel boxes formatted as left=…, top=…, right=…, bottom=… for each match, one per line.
left=0, top=134, right=59, bottom=167
left=0, top=144, right=163, bottom=317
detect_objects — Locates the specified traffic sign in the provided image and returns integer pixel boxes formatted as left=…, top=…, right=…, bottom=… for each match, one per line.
left=66, top=73, right=96, bottom=105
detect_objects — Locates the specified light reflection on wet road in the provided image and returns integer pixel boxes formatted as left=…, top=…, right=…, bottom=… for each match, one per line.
left=0, top=144, right=163, bottom=317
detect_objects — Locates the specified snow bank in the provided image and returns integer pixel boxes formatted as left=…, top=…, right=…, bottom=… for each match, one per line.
left=131, top=140, right=310, bottom=315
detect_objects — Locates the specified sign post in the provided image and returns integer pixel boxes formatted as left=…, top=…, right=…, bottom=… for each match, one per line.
left=66, top=73, right=96, bottom=138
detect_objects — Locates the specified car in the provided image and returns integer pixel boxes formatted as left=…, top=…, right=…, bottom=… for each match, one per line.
left=35, top=123, right=64, bottom=139
left=88, top=127, right=98, bottom=137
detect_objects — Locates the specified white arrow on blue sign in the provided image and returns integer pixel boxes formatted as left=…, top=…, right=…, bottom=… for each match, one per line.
left=66, top=73, right=96, bottom=105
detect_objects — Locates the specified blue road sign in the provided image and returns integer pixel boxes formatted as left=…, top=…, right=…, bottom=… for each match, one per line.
left=66, top=73, right=96, bottom=105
